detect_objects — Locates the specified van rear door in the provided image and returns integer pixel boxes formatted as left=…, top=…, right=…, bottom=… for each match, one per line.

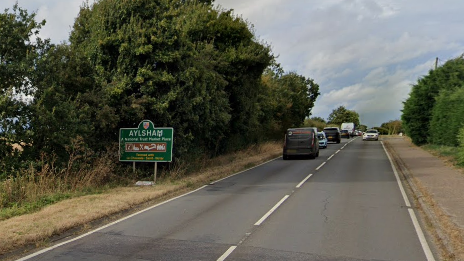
left=286, top=129, right=314, bottom=152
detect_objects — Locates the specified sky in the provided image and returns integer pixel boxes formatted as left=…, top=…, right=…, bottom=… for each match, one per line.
left=2, top=0, right=464, bottom=127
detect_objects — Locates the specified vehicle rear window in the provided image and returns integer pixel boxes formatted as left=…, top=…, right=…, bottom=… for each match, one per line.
left=287, top=130, right=313, bottom=139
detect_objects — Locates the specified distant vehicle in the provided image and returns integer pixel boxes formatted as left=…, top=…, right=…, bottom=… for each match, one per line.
left=341, top=122, right=356, bottom=136
left=323, top=127, right=341, bottom=143
left=317, top=131, right=328, bottom=149
left=340, top=129, right=350, bottom=139
left=283, top=128, right=320, bottom=160
left=363, top=129, right=379, bottom=141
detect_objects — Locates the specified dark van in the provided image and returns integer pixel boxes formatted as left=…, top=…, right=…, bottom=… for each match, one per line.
left=283, top=128, right=320, bottom=160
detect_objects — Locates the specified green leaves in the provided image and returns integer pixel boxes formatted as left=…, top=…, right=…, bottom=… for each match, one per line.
left=0, top=5, right=46, bottom=175
left=67, top=0, right=278, bottom=156
left=260, top=68, right=320, bottom=138
left=402, top=56, right=464, bottom=145
left=1, top=0, right=321, bottom=178
left=429, top=86, right=464, bottom=146
left=327, top=106, right=360, bottom=127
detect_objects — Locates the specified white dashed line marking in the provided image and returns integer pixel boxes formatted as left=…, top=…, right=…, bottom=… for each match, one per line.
left=255, top=195, right=290, bottom=226
left=217, top=246, right=237, bottom=261
left=315, top=162, right=326, bottom=171
left=296, top=174, right=313, bottom=188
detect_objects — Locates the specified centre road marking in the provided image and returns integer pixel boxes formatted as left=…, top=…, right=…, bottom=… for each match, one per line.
left=217, top=246, right=237, bottom=261
left=315, top=162, right=326, bottom=171
left=296, top=174, right=313, bottom=188
left=218, top=141, right=349, bottom=260
left=254, top=195, right=290, bottom=226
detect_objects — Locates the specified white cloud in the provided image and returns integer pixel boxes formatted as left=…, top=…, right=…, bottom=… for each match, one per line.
left=311, top=59, right=435, bottom=126
left=2, top=0, right=464, bottom=127
left=1, top=0, right=89, bottom=43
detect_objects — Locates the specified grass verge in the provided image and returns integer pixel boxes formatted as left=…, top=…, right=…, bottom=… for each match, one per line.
left=0, top=141, right=282, bottom=259
left=422, top=144, right=464, bottom=170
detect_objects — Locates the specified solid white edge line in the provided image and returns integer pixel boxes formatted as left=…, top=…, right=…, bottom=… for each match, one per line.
left=217, top=246, right=237, bottom=261
left=381, top=141, right=411, bottom=206
left=18, top=156, right=281, bottom=260
left=15, top=185, right=208, bottom=261
left=381, top=141, right=435, bottom=261
left=296, top=174, right=313, bottom=188
left=315, top=162, right=326, bottom=171
left=254, top=195, right=290, bottom=226
left=408, top=209, right=436, bottom=261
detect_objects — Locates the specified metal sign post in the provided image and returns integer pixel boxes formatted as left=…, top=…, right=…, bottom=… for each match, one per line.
left=154, top=162, right=157, bottom=184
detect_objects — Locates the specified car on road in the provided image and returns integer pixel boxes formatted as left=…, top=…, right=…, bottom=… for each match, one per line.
left=323, top=127, right=341, bottom=143
left=363, top=129, right=379, bottom=141
left=283, top=128, right=320, bottom=160
left=340, top=129, right=351, bottom=139
left=317, top=131, right=328, bottom=149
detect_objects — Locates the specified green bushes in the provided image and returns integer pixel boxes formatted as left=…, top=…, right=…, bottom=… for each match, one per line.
left=1, top=1, right=320, bottom=181
left=402, top=56, right=464, bottom=145
left=429, top=87, right=464, bottom=146
left=458, top=127, right=464, bottom=166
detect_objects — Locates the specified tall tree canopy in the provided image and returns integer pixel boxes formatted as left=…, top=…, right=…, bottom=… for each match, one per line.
left=327, top=106, right=360, bottom=126
left=260, top=67, right=320, bottom=137
left=402, top=56, right=464, bottom=145
left=69, top=0, right=274, bottom=156
left=380, top=120, right=403, bottom=135
left=0, top=5, right=46, bottom=175
left=0, top=1, right=322, bottom=179
left=303, top=117, right=326, bottom=132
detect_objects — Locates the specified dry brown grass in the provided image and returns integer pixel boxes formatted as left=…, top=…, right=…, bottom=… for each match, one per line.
left=0, top=141, right=282, bottom=257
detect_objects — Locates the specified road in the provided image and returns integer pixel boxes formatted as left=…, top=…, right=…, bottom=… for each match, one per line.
left=18, top=137, right=435, bottom=261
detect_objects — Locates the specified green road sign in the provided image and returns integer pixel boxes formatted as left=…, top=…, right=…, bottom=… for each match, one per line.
left=119, top=120, right=173, bottom=162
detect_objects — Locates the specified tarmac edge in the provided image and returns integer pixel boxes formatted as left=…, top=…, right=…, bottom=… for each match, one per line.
left=383, top=139, right=461, bottom=260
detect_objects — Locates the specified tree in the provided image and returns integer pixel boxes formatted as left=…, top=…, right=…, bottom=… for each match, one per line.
left=25, top=43, right=105, bottom=164
left=429, top=86, right=464, bottom=146
left=357, top=124, right=367, bottom=132
left=402, top=56, right=464, bottom=145
left=380, top=120, right=403, bottom=135
left=0, top=4, right=46, bottom=176
left=327, top=106, right=360, bottom=126
left=310, top=116, right=326, bottom=123
left=69, top=0, right=274, bottom=158
left=260, top=68, right=320, bottom=137
left=303, top=117, right=326, bottom=132
left=458, top=127, right=464, bottom=166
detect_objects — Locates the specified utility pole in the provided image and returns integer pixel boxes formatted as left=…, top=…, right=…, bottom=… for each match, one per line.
left=435, top=57, right=438, bottom=70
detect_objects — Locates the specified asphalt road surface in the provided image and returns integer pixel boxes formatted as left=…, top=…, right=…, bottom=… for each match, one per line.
left=18, top=137, right=435, bottom=261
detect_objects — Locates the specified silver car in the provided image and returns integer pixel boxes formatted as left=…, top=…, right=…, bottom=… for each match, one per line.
left=363, top=129, right=379, bottom=141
